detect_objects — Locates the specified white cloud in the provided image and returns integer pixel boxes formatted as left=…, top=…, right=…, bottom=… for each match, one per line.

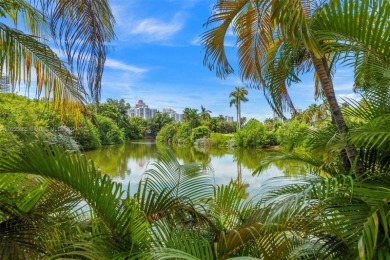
left=129, top=13, right=184, bottom=42
left=333, top=82, right=354, bottom=91
left=105, top=59, right=148, bottom=74
left=190, top=36, right=201, bottom=46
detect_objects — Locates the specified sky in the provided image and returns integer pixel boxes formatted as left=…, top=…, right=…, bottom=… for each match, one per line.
left=4, top=0, right=359, bottom=121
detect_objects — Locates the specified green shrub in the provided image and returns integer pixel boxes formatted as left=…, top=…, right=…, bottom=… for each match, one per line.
left=156, top=123, right=178, bottom=143
left=74, top=120, right=102, bottom=150
left=0, top=124, right=22, bottom=156
left=276, top=119, right=309, bottom=149
left=95, top=115, right=125, bottom=145
left=209, top=133, right=232, bottom=147
left=127, top=116, right=147, bottom=140
left=191, top=126, right=210, bottom=142
left=265, top=132, right=279, bottom=146
left=173, top=123, right=191, bottom=144
left=235, top=119, right=267, bottom=147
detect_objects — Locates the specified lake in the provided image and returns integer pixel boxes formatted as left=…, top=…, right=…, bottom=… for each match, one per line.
left=85, top=140, right=306, bottom=196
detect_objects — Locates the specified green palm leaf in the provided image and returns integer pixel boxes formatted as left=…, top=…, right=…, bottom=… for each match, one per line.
left=0, top=23, right=86, bottom=119
left=37, top=0, right=116, bottom=103
left=0, top=141, right=150, bottom=253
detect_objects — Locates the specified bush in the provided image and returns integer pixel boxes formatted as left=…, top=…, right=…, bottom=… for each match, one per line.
left=208, top=133, right=233, bottom=147
left=191, top=126, right=210, bottom=142
left=265, top=132, right=279, bottom=146
left=95, top=115, right=125, bottom=145
left=127, top=117, right=147, bottom=140
left=276, top=119, right=309, bottom=149
left=74, top=120, right=102, bottom=150
left=156, top=123, right=178, bottom=143
left=50, top=125, right=80, bottom=151
left=173, top=123, right=191, bottom=144
left=235, top=119, right=267, bottom=147
left=0, top=124, right=22, bottom=156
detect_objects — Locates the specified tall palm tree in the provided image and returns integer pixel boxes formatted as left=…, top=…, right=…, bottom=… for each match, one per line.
left=202, top=0, right=390, bottom=172
left=183, top=107, right=200, bottom=133
left=229, top=86, right=248, bottom=129
left=301, top=103, right=329, bottom=126
left=0, top=0, right=115, bottom=116
left=199, top=105, right=212, bottom=122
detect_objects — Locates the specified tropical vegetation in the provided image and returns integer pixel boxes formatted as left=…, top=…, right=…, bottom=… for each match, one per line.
left=202, top=0, right=390, bottom=172
left=0, top=0, right=389, bottom=259
left=0, top=0, right=115, bottom=117
left=229, top=87, right=249, bottom=129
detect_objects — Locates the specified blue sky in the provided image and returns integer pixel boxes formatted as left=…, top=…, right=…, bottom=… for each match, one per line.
left=5, top=0, right=358, bottom=121
left=101, top=0, right=358, bottom=120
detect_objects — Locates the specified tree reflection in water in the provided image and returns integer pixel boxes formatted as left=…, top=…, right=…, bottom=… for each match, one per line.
left=85, top=141, right=306, bottom=195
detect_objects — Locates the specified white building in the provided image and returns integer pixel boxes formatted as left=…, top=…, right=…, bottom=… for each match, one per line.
left=225, top=116, right=234, bottom=123
left=0, top=75, right=11, bottom=93
left=129, top=100, right=158, bottom=120
left=163, top=108, right=183, bottom=122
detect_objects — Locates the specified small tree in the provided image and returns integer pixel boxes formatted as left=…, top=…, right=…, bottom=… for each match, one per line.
left=191, top=126, right=211, bottom=142
left=229, top=87, right=248, bottom=129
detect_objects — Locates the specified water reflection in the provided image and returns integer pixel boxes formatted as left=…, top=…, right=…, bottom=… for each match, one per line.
left=84, top=140, right=306, bottom=195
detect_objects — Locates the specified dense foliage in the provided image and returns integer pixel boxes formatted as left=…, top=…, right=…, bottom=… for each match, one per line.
left=0, top=94, right=146, bottom=150
left=191, top=126, right=211, bottom=142
left=1, top=0, right=390, bottom=259
left=235, top=119, right=267, bottom=147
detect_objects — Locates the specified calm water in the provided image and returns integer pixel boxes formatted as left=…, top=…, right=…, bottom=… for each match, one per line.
left=84, top=140, right=306, bottom=196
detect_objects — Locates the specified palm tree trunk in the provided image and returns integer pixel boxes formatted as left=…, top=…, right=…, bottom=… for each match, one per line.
left=237, top=102, right=240, bottom=130
left=237, top=162, right=242, bottom=185
left=311, top=55, right=363, bottom=174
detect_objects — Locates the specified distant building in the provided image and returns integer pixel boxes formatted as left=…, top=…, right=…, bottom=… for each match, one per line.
left=129, top=100, right=158, bottom=120
left=225, top=116, right=234, bottom=123
left=163, top=108, right=183, bottom=122
left=0, top=75, right=11, bottom=93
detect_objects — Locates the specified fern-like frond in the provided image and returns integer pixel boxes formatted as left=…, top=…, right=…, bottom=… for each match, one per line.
left=0, top=23, right=86, bottom=120
left=39, top=0, right=116, bottom=103
left=0, top=141, right=150, bottom=253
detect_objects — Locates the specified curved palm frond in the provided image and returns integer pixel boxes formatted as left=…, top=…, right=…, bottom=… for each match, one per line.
left=0, top=141, right=150, bottom=254
left=149, top=220, right=215, bottom=260
left=209, top=181, right=254, bottom=231
left=39, top=0, right=116, bottom=103
left=258, top=173, right=390, bottom=258
left=2, top=0, right=46, bottom=36
left=0, top=23, right=86, bottom=120
left=142, top=149, right=214, bottom=204
left=313, top=0, right=390, bottom=87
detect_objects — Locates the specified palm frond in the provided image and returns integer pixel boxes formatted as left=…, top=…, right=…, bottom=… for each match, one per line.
left=39, top=0, right=116, bottom=103
left=2, top=0, right=46, bottom=36
left=313, top=0, right=390, bottom=86
left=258, top=173, right=390, bottom=258
left=150, top=220, right=215, bottom=260
left=0, top=23, right=86, bottom=120
left=0, top=140, right=150, bottom=252
left=142, top=149, right=214, bottom=204
left=202, top=0, right=251, bottom=79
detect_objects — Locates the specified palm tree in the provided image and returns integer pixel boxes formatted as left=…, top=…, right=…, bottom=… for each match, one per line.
left=3, top=136, right=389, bottom=258
left=229, top=86, right=248, bottom=129
left=183, top=107, right=200, bottom=133
left=0, top=1, right=115, bottom=116
left=202, top=0, right=390, bottom=172
left=199, top=105, right=212, bottom=122
left=301, top=103, right=330, bottom=126
left=0, top=142, right=320, bottom=259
